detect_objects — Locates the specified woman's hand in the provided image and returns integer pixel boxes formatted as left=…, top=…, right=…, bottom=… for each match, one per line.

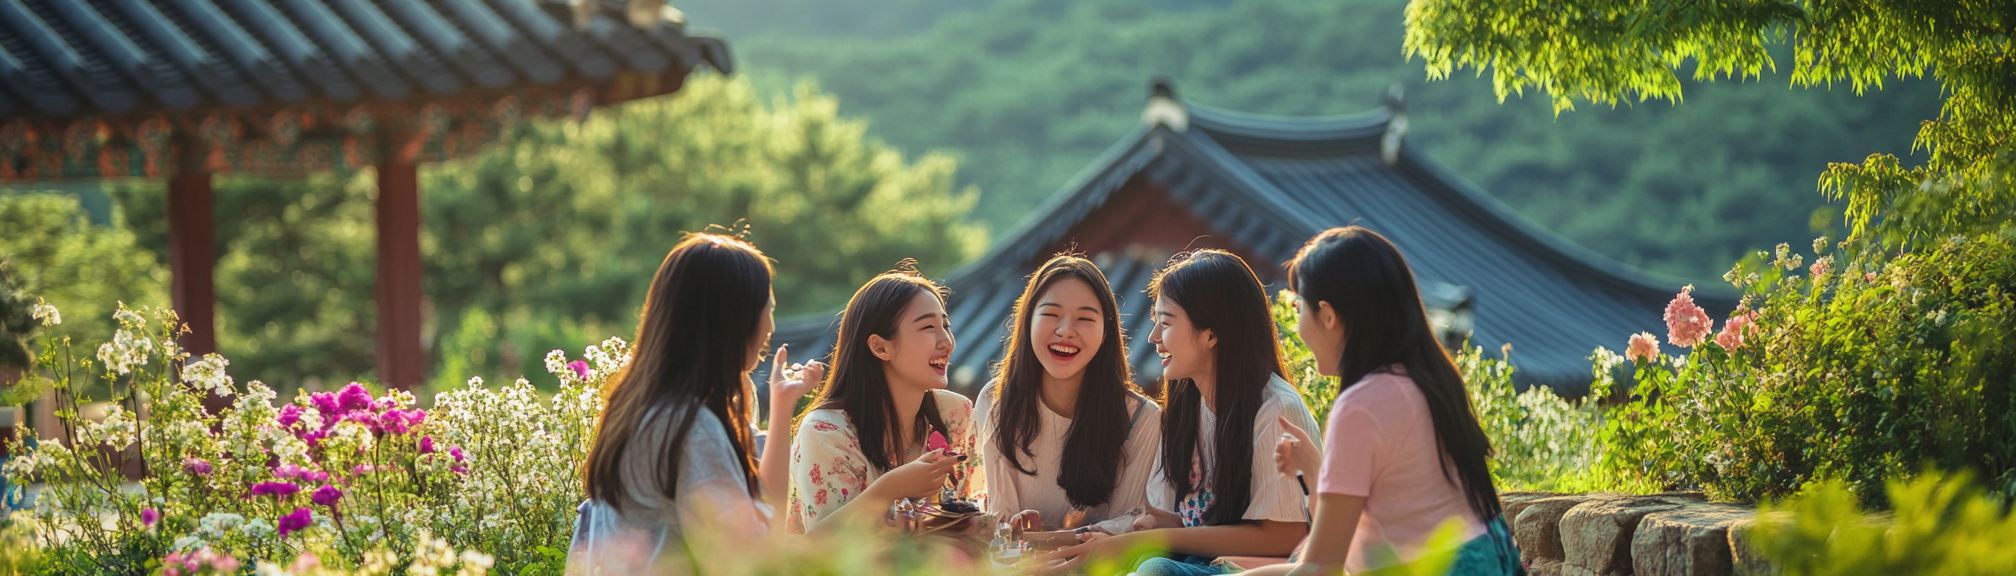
left=1033, top=532, right=1144, bottom=574
left=766, top=346, right=824, bottom=419
left=1130, top=506, right=1183, bottom=532
left=867, top=449, right=961, bottom=500
left=1273, top=416, right=1321, bottom=479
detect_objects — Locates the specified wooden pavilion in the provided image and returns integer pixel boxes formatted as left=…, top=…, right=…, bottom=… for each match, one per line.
left=0, top=0, right=731, bottom=390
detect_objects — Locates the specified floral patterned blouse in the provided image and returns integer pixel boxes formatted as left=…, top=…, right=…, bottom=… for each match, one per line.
left=785, top=389, right=984, bottom=534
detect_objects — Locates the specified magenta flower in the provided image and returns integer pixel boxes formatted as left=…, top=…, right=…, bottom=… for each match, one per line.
left=1626, top=332, right=1660, bottom=364
left=927, top=430, right=949, bottom=454
left=567, top=360, right=591, bottom=380
left=311, top=391, right=340, bottom=416
left=182, top=457, right=213, bottom=476
left=449, top=446, right=465, bottom=463
left=352, top=464, right=376, bottom=475
left=141, top=508, right=159, bottom=528
left=451, top=463, right=469, bottom=475
left=276, top=507, right=312, bottom=537
left=419, top=436, right=437, bottom=455
left=336, top=383, right=374, bottom=411
left=277, top=404, right=304, bottom=427
left=1663, top=288, right=1713, bottom=348
left=311, top=484, right=344, bottom=508
left=249, top=482, right=301, bottom=498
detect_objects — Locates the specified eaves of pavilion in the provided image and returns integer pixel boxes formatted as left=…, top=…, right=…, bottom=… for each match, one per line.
left=0, top=0, right=730, bottom=389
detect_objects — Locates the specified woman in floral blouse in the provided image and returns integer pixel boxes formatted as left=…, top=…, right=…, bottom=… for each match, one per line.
left=786, top=264, right=983, bottom=535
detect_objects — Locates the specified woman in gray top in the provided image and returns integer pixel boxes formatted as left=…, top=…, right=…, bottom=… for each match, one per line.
left=567, top=233, right=793, bottom=574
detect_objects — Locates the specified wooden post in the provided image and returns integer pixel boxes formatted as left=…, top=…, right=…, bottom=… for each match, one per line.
left=375, top=163, right=424, bottom=389
left=167, top=173, right=216, bottom=357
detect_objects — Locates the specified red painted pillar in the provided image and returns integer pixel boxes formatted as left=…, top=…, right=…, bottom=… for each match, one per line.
left=167, top=173, right=217, bottom=357
left=375, top=163, right=424, bottom=389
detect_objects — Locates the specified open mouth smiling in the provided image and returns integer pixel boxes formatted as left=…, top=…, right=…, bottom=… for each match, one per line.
left=928, top=355, right=949, bottom=376
left=1157, top=350, right=1172, bottom=367
left=1046, top=342, right=1081, bottom=362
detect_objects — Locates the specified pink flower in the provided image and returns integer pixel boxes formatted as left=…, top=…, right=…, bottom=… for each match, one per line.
left=311, top=484, right=344, bottom=508
left=1810, top=258, right=1831, bottom=278
left=183, top=457, right=213, bottom=476
left=277, top=404, right=304, bottom=427
left=1626, top=332, right=1660, bottom=364
left=449, top=446, right=465, bottom=463
left=419, top=436, right=437, bottom=455
left=568, top=360, right=591, bottom=380
left=1716, top=312, right=1759, bottom=350
left=336, top=383, right=374, bottom=411
left=249, top=482, right=301, bottom=498
left=352, top=464, right=377, bottom=475
left=927, top=430, right=949, bottom=454
left=1663, top=288, right=1714, bottom=348
left=141, top=508, right=158, bottom=528
left=276, top=507, right=312, bottom=537
left=311, top=391, right=340, bottom=415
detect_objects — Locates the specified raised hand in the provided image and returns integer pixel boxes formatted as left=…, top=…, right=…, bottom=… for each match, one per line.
left=1273, top=415, right=1321, bottom=479
left=766, top=345, right=824, bottom=416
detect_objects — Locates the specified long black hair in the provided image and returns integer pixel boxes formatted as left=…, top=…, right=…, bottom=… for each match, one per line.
left=1286, top=226, right=1502, bottom=522
left=808, top=263, right=953, bottom=473
left=584, top=233, right=770, bottom=512
left=989, top=254, right=1144, bottom=508
left=1151, top=249, right=1289, bottom=526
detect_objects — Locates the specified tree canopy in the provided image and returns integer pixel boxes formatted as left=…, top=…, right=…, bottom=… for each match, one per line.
left=1403, top=0, right=2012, bottom=246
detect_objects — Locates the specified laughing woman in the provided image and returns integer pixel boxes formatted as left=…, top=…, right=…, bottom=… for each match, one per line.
left=1253, top=227, right=1520, bottom=576
left=570, top=234, right=777, bottom=573
left=974, top=255, right=1162, bottom=537
left=785, top=264, right=983, bottom=535
left=1042, top=250, right=1321, bottom=575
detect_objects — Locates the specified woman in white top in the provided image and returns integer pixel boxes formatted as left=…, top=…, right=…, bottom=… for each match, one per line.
left=785, top=263, right=982, bottom=535
left=569, top=233, right=782, bottom=574
left=974, top=254, right=1162, bottom=536
left=1042, top=249, right=1322, bottom=575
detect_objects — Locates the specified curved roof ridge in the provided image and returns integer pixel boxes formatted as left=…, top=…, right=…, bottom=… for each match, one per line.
left=1184, top=99, right=1393, bottom=143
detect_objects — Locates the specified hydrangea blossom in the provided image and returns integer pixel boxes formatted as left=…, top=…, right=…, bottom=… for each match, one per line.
left=1716, top=311, right=1759, bottom=350
left=1663, top=287, right=1714, bottom=348
left=1626, top=332, right=1660, bottom=364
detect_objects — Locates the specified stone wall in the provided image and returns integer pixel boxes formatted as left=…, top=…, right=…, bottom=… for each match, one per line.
left=1501, top=492, right=1778, bottom=576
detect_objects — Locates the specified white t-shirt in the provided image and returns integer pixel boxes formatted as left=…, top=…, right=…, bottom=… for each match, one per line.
left=1148, top=374, right=1321, bottom=526
left=973, top=381, right=1163, bottom=533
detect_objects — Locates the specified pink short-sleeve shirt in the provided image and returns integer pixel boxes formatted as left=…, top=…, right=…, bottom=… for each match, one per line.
left=1316, top=368, right=1485, bottom=571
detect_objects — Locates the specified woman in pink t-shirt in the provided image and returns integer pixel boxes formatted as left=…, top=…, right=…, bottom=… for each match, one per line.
left=1252, top=226, right=1522, bottom=576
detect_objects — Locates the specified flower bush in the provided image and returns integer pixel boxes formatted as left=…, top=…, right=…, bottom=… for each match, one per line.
left=1599, top=235, right=2016, bottom=504
left=1, top=304, right=620, bottom=575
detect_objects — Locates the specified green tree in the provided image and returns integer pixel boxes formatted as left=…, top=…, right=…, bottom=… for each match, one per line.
left=1402, top=0, right=2012, bottom=246
left=0, top=193, right=167, bottom=351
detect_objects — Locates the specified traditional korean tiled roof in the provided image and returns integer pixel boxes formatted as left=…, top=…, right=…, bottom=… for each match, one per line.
left=0, top=0, right=730, bottom=179
left=764, top=80, right=1737, bottom=395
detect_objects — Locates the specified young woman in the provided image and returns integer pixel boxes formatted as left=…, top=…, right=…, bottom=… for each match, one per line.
left=785, top=264, right=982, bottom=535
left=569, top=233, right=785, bottom=572
left=1254, top=226, right=1520, bottom=575
left=1041, top=249, right=1321, bottom=575
left=974, top=254, right=1162, bottom=536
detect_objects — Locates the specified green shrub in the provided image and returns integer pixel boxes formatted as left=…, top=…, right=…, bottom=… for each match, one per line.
left=1751, top=471, right=2016, bottom=576
left=1600, top=234, right=2016, bottom=504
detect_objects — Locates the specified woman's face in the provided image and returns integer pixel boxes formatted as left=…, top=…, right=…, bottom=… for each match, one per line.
left=1293, top=292, right=1344, bottom=377
left=1149, top=296, right=1215, bottom=383
left=871, top=290, right=955, bottom=392
left=746, top=293, right=776, bottom=373
left=1029, top=277, right=1105, bottom=382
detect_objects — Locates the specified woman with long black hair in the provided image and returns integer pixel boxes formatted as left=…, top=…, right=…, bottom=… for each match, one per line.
left=785, top=263, right=980, bottom=535
left=1254, top=226, right=1521, bottom=575
left=974, top=254, right=1162, bottom=536
left=1041, top=249, right=1320, bottom=575
left=568, top=233, right=788, bottom=573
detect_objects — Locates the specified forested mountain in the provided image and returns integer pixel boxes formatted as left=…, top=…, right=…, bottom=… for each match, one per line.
left=707, top=0, right=1940, bottom=282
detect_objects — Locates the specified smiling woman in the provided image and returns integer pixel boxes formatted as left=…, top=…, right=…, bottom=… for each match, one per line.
left=975, top=254, right=1162, bottom=535
left=785, top=263, right=984, bottom=536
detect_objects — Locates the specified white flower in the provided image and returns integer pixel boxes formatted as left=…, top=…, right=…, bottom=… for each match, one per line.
left=170, top=535, right=204, bottom=551
left=30, top=298, right=60, bottom=326
left=239, top=518, right=276, bottom=538
left=1813, top=236, right=1829, bottom=254
left=95, top=327, right=156, bottom=375
left=113, top=305, right=145, bottom=328
left=543, top=350, right=567, bottom=378
left=182, top=354, right=235, bottom=397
